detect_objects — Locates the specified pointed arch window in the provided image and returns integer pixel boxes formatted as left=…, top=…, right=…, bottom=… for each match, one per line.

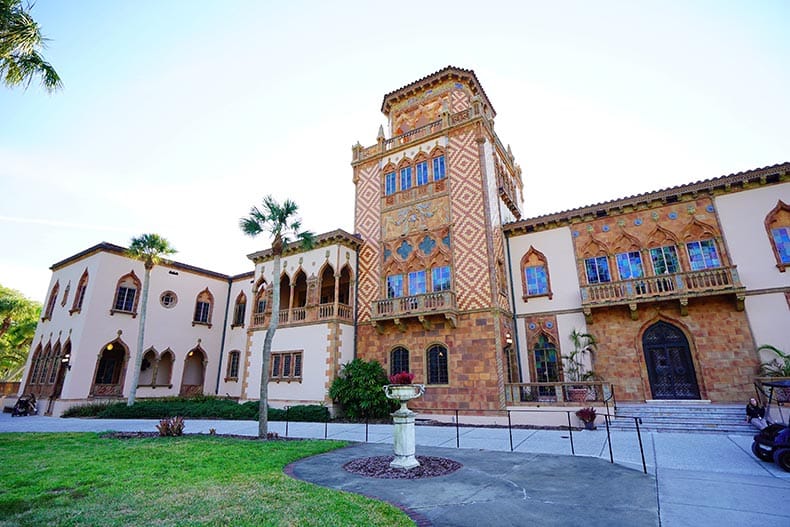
left=649, top=245, right=680, bottom=275
left=226, top=350, right=241, bottom=381
left=520, top=247, right=552, bottom=300
left=584, top=256, right=611, bottom=284
left=71, top=270, right=89, bottom=314
left=685, top=239, right=721, bottom=270
left=43, top=282, right=59, bottom=320
left=766, top=200, right=790, bottom=272
left=232, top=292, right=247, bottom=327
left=426, top=344, right=448, bottom=385
left=111, top=272, right=141, bottom=315
left=432, top=154, right=446, bottom=181
left=193, top=288, right=214, bottom=326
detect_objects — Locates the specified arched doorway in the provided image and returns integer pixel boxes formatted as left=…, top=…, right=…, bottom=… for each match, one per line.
left=91, top=339, right=128, bottom=397
left=642, top=321, right=700, bottom=400
left=180, top=347, right=206, bottom=397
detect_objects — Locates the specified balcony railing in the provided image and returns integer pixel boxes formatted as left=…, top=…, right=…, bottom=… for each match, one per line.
left=505, top=381, right=612, bottom=405
left=580, top=266, right=744, bottom=307
left=371, top=291, right=457, bottom=329
left=250, top=303, right=354, bottom=329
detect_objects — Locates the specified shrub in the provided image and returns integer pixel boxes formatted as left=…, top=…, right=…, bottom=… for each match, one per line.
left=575, top=407, right=597, bottom=423
left=62, top=401, right=114, bottom=418
left=329, top=358, right=395, bottom=419
left=284, top=404, right=329, bottom=422
left=156, top=416, right=185, bottom=436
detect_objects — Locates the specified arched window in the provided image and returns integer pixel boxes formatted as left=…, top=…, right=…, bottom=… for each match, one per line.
left=93, top=340, right=127, bottom=389
left=520, top=246, right=552, bottom=300
left=232, top=292, right=247, bottom=327
left=26, top=344, right=43, bottom=386
left=71, top=270, right=89, bottom=314
left=139, top=348, right=157, bottom=386
left=112, top=272, right=141, bottom=314
left=426, top=344, right=448, bottom=385
left=226, top=350, right=241, bottom=380
left=48, top=342, right=63, bottom=384
left=43, top=281, right=59, bottom=320
left=319, top=264, right=335, bottom=305
left=157, top=350, right=174, bottom=386
left=431, top=148, right=446, bottom=181
left=193, top=288, right=214, bottom=326
left=338, top=265, right=352, bottom=305
left=38, top=344, right=53, bottom=384
left=533, top=333, right=559, bottom=397
left=390, top=347, right=410, bottom=376
left=293, top=270, right=307, bottom=308
left=766, top=200, right=790, bottom=272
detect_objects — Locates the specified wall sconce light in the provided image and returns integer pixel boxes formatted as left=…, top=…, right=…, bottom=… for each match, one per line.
left=505, top=332, right=513, bottom=345
left=61, top=353, right=71, bottom=370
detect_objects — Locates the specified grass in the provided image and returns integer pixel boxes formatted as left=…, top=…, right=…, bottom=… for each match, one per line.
left=0, top=433, right=413, bottom=527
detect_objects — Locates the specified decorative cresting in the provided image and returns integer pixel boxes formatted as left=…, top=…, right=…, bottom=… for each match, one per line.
left=383, top=382, right=425, bottom=469
left=642, top=320, right=700, bottom=400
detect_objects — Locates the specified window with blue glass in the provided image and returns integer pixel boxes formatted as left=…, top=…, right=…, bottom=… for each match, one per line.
left=686, top=239, right=721, bottom=270
left=771, top=227, right=790, bottom=264
left=416, top=161, right=429, bottom=186
left=384, top=171, right=397, bottom=195
left=408, top=270, right=426, bottom=296
left=584, top=256, right=611, bottom=284
left=649, top=245, right=680, bottom=275
left=431, top=266, right=451, bottom=291
left=616, top=251, right=644, bottom=280
left=387, top=275, right=403, bottom=298
left=400, top=167, right=412, bottom=191
left=433, top=155, right=446, bottom=180
left=524, top=265, right=549, bottom=296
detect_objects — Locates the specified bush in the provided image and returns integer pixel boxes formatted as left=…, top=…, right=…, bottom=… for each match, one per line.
left=62, top=397, right=328, bottom=422
left=328, top=359, right=395, bottom=419
left=156, top=416, right=185, bottom=436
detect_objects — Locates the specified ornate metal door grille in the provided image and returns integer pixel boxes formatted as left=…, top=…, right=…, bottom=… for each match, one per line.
left=643, top=321, right=700, bottom=399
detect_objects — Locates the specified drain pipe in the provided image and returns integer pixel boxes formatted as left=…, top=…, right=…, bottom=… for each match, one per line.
left=353, top=243, right=360, bottom=359
left=505, top=234, right=524, bottom=382
left=215, top=277, right=233, bottom=394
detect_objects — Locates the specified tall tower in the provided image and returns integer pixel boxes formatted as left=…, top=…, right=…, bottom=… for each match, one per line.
left=351, top=66, right=524, bottom=410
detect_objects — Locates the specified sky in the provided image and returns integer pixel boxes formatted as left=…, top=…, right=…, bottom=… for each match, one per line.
left=1, top=0, right=788, bottom=303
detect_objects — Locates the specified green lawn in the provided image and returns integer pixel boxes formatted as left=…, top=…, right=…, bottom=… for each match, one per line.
left=0, top=433, right=413, bottom=527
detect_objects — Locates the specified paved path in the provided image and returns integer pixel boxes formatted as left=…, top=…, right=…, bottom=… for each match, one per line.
left=2, top=414, right=789, bottom=526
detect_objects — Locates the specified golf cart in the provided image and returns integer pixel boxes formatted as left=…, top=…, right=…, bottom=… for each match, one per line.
left=751, top=380, right=790, bottom=472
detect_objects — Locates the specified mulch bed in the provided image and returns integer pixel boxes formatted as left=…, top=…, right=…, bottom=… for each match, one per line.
left=343, top=456, right=462, bottom=479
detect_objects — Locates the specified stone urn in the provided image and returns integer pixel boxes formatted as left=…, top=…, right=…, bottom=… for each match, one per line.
left=383, top=383, right=425, bottom=469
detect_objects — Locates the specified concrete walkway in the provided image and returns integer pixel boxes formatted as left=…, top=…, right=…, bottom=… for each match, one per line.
left=2, top=414, right=789, bottom=526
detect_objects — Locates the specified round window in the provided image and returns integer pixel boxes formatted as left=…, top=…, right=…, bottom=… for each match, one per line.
left=160, top=291, right=177, bottom=308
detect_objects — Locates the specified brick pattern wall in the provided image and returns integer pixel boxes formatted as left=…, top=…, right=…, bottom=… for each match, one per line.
left=357, top=312, right=503, bottom=411
left=354, top=161, right=382, bottom=322
left=592, top=296, right=758, bottom=402
left=448, top=127, right=492, bottom=310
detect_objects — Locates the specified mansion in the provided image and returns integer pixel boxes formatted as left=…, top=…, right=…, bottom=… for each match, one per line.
left=17, top=67, right=790, bottom=418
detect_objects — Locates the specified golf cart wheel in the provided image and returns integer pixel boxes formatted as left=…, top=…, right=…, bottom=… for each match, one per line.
left=752, top=441, right=773, bottom=462
left=773, top=449, right=790, bottom=472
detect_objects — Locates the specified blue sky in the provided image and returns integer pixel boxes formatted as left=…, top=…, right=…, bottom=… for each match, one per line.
left=1, top=0, right=788, bottom=302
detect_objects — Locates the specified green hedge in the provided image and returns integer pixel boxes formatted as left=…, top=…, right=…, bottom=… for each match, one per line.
left=62, top=397, right=329, bottom=422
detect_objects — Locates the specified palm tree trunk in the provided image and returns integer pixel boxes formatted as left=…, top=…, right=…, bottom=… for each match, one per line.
left=128, top=265, right=152, bottom=406
left=259, top=252, right=281, bottom=438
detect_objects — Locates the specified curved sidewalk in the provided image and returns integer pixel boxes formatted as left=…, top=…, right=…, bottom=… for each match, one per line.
left=2, top=414, right=789, bottom=526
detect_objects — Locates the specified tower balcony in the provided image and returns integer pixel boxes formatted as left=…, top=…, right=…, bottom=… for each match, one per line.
left=251, top=303, right=353, bottom=329
left=371, top=291, right=458, bottom=332
left=580, top=266, right=746, bottom=321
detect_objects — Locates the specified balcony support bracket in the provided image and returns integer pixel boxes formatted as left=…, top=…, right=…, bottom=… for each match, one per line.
left=628, top=303, right=638, bottom=321
left=735, top=294, right=745, bottom=312
left=372, top=320, right=385, bottom=335
left=445, top=313, right=457, bottom=329
left=583, top=307, right=593, bottom=325
left=394, top=318, right=407, bottom=332
left=679, top=297, right=689, bottom=317
left=418, top=315, right=432, bottom=331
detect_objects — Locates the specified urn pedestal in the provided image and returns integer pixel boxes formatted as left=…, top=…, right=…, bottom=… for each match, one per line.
left=383, top=384, right=425, bottom=470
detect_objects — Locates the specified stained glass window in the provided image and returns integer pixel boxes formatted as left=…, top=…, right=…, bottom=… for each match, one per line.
left=432, top=266, right=451, bottom=291
left=649, top=245, right=680, bottom=275
left=384, top=171, right=397, bottom=195
left=524, top=265, right=548, bottom=296
left=686, top=239, right=721, bottom=270
left=408, top=270, right=426, bottom=296
left=616, top=251, right=644, bottom=280
left=387, top=275, right=403, bottom=298
left=400, top=167, right=412, bottom=191
left=584, top=256, right=611, bottom=284
left=771, top=227, right=790, bottom=264
left=433, top=155, right=446, bottom=180
left=416, top=161, right=429, bottom=186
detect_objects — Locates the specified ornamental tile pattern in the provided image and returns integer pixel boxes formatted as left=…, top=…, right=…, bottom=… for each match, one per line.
left=355, top=162, right=382, bottom=322
left=448, top=127, right=491, bottom=310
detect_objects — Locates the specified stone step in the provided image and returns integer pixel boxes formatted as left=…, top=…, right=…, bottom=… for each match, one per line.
left=607, top=402, right=757, bottom=435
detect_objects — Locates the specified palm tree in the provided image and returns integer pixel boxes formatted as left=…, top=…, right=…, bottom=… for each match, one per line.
left=0, top=0, right=62, bottom=91
left=240, top=196, right=314, bottom=438
left=125, top=233, right=176, bottom=406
